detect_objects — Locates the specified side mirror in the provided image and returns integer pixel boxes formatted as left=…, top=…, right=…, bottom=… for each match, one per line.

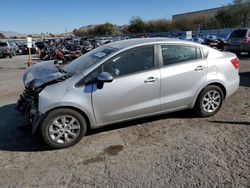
left=96, top=72, right=113, bottom=89
left=97, top=72, right=114, bottom=83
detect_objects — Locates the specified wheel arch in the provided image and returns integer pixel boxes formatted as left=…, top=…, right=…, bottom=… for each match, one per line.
left=191, top=81, right=227, bottom=108
left=206, top=82, right=226, bottom=98
left=42, top=106, right=92, bottom=131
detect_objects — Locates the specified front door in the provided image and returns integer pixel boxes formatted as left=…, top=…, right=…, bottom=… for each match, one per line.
left=92, top=45, right=161, bottom=125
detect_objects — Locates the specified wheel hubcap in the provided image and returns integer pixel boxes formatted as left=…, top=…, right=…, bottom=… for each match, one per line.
left=202, top=90, right=221, bottom=113
left=48, top=115, right=80, bottom=144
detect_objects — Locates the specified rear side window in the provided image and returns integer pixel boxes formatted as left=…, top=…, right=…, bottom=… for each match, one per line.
left=230, top=29, right=247, bottom=38
left=0, top=42, right=7, bottom=47
left=161, top=45, right=201, bottom=66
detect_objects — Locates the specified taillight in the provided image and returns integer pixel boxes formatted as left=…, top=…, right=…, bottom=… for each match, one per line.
left=243, top=37, right=250, bottom=44
left=231, top=58, right=240, bottom=69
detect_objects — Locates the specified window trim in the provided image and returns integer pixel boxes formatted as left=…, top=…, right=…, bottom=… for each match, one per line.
left=158, top=44, right=204, bottom=68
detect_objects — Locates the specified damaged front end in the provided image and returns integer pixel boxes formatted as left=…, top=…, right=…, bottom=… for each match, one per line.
left=17, top=60, right=70, bottom=133
left=17, top=87, right=44, bottom=133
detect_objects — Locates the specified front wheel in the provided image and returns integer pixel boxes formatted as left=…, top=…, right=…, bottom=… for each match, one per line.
left=195, top=85, right=224, bottom=117
left=40, top=108, right=87, bottom=149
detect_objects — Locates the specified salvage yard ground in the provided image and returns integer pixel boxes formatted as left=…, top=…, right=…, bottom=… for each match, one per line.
left=0, top=54, right=249, bottom=187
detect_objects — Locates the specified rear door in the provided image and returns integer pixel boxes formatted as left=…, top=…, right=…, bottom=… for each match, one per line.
left=159, top=44, right=207, bottom=111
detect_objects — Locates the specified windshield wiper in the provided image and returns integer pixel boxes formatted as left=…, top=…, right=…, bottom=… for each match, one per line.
left=55, top=64, right=67, bottom=74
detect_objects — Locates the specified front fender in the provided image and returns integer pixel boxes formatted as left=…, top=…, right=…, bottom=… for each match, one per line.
left=38, top=82, right=97, bottom=129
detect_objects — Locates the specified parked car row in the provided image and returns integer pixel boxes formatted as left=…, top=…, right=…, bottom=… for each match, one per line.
left=1, top=28, right=249, bottom=59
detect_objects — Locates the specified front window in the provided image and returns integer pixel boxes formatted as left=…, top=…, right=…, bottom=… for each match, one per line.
left=102, top=46, right=154, bottom=78
left=63, top=46, right=118, bottom=75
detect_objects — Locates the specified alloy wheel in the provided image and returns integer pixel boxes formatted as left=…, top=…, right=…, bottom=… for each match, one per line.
left=48, top=115, right=80, bottom=144
left=202, top=90, right=221, bottom=113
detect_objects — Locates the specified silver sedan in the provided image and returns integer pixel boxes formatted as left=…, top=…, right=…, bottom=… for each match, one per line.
left=17, top=38, right=240, bottom=149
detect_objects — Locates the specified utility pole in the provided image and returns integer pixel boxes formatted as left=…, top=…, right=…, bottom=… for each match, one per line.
left=197, top=23, right=202, bottom=35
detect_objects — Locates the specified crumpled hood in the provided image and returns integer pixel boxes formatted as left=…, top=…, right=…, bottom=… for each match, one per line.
left=23, top=60, right=67, bottom=88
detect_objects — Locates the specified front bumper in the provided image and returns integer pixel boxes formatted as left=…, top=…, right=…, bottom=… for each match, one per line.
left=32, top=112, right=45, bottom=134
left=17, top=89, right=44, bottom=134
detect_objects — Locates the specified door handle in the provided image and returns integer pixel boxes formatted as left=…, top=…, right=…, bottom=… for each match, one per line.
left=195, top=65, right=206, bottom=71
left=144, top=77, right=158, bottom=83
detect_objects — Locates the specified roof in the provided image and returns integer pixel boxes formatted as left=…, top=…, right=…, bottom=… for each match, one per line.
left=107, top=37, right=182, bottom=49
left=172, top=6, right=225, bottom=18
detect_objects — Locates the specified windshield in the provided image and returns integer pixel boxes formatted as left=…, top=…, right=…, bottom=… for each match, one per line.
left=63, top=46, right=118, bottom=74
left=229, top=29, right=247, bottom=38
left=0, top=42, right=7, bottom=47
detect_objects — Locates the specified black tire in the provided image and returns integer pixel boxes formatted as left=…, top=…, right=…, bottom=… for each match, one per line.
left=40, top=108, right=87, bottom=149
left=195, top=85, right=224, bottom=117
left=235, top=51, right=241, bottom=57
left=9, top=53, right=13, bottom=58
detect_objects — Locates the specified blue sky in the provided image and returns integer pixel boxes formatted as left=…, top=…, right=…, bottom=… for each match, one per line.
left=1, top=0, right=232, bottom=34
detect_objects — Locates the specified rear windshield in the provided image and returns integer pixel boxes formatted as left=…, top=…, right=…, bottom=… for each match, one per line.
left=0, top=42, right=7, bottom=47
left=229, top=29, right=247, bottom=38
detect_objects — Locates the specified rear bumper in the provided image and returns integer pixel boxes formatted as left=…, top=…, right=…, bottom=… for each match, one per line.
left=225, top=77, right=240, bottom=99
left=226, top=45, right=250, bottom=52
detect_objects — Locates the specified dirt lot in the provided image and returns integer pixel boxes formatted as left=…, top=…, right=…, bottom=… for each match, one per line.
left=0, top=54, right=249, bottom=188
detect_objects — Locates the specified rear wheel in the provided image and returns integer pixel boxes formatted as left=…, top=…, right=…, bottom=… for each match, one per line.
left=9, top=53, right=13, bottom=58
left=195, top=85, right=224, bottom=117
left=40, top=108, right=87, bottom=149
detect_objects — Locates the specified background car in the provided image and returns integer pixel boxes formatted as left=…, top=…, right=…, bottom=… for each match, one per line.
left=0, top=41, right=16, bottom=58
left=10, top=42, right=21, bottom=54
left=226, top=28, right=250, bottom=56
left=35, top=41, right=46, bottom=51
left=19, top=44, right=36, bottom=55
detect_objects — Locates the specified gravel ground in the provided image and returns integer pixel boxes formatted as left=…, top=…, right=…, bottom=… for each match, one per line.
left=0, top=54, right=249, bottom=188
